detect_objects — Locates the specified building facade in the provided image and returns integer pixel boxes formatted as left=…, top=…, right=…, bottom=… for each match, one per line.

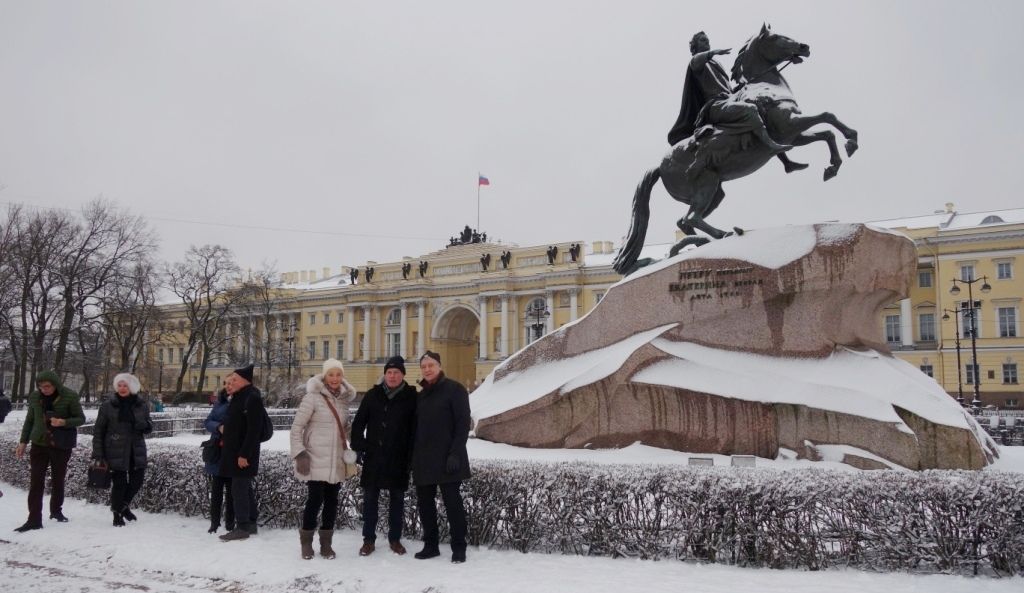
left=874, top=206, right=1024, bottom=409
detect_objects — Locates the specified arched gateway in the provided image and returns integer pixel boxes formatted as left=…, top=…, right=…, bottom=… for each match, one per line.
left=430, top=304, right=480, bottom=388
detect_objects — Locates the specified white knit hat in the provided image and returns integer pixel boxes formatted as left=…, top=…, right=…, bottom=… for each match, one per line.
left=322, top=358, right=344, bottom=375
left=112, top=373, right=142, bottom=395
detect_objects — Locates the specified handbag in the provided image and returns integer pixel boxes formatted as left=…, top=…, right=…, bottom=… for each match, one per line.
left=200, top=436, right=222, bottom=465
left=87, top=461, right=111, bottom=489
left=320, top=394, right=359, bottom=479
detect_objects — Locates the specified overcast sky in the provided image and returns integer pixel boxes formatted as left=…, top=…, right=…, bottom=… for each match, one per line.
left=1, top=1, right=1021, bottom=276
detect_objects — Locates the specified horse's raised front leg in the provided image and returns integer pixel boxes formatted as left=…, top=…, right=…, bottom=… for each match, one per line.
left=792, top=129, right=842, bottom=181
left=779, top=111, right=858, bottom=157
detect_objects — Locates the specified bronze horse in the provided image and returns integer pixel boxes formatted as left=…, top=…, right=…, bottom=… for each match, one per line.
left=613, top=25, right=858, bottom=275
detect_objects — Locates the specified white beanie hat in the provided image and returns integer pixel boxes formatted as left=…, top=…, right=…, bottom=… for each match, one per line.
left=112, top=373, right=142, bottom=395
left=322, top=358, right=344, bottom=375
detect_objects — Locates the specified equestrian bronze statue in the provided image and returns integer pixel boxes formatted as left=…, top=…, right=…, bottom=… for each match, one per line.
left=613, top=24, right=859, bottom=275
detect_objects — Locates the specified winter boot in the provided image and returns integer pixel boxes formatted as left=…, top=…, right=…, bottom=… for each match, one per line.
left=14, top=521, right=42, bottom=533
left=414, top=545, right=440, bottom=560
left=318, top=529, right=336, bottom=559
left=300, top=529, right=316, bottom=560
left=451, top=548, right=467, bottom=564
left=219, top=526, right=251, bottom=542
left=49, top=511, right=69, bottom=522
left=389, top=540, right=407, bottom=555
left=359, top=539, right=375, bottom=556
left=207, top=520, right=220, bottom=534
left=113, top=511, right=125, bottom=527
left=121, top=506, right=137, bottom=522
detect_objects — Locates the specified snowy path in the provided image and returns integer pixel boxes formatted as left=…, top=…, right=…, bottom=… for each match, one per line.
left=1, top=483, right=1021, bottom=593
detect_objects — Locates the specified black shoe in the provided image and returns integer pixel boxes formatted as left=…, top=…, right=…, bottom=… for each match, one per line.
left=121, top=507, right=137, bottom=522
left=14, top=521, right=42, bottom=533
left=113, top=512, right=125, bottom=527
left=49, top=511, right=69, bottom=523
left=414, top=546, right=440, bottom=560
left=208, top=522, right=220, bottom=534
left=451, top=549, right=466, bottom=564
left=219, top=528, right=250, bottom=542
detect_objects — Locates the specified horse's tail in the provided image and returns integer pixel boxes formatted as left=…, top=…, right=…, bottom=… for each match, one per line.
left=612, top=167, right=661, bottom=275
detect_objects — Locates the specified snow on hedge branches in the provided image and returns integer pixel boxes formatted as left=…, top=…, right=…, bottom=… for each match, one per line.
left=1, top=433, right=1020, bottom=576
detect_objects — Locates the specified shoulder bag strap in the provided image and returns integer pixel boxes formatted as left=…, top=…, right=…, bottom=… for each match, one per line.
left=319, top=394, right=348, bottom=447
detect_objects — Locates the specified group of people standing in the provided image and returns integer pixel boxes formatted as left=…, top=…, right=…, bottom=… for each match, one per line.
left=286, top=351, right=472, bottom=563
left=13, top=370, right=151, bottom=531
left=11, top=350, right=473, bottom=564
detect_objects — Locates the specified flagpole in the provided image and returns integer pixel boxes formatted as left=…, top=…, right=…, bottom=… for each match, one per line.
left=477, top=173, right=481, bottom=231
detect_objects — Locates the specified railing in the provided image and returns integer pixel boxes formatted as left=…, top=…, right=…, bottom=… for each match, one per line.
left=81, top=408, right=301, bottom=439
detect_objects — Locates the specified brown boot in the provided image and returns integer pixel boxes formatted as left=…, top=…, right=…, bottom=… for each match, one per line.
left=318, top=529, right=336, bottom=559
left=300, top=529, right=315, bottom=560
left=359, top=539, right=375, bottom=556
left=389, top=540, right=406, bottom=555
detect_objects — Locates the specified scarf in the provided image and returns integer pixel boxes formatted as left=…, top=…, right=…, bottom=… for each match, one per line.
left=383, top=380, right=407, bottom=400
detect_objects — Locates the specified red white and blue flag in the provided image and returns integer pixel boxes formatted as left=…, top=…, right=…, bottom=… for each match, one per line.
left=478, top=174, right=490, bottom=186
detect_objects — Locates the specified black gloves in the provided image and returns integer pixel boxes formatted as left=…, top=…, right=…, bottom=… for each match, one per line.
left=446, top=453, right=461, bottom=474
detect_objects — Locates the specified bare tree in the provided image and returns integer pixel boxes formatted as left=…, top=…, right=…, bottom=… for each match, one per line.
left=52, top=199, right=154, bottom=371
left=234, top=263, right=295, bottom=403
left=166, top=244, right=241, bottom=394
left=101, top=259, right=168, bottom=374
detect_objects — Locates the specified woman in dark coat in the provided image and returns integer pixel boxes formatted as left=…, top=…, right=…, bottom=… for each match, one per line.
left=203, top=386, right=233, bottom=533
left=411, top=351, right=471, bottom=564
left=350, top=355, right=418, bottom=556
left=92, top=373, right=153, bottom=526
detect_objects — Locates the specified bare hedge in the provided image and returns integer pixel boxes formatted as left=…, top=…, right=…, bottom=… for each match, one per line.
left=1, top=432, right=1021, bottom=576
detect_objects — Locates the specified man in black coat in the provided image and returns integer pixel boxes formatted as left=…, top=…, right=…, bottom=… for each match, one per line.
left=350, top=355, right=417, bottom=556
left=218, top=364, right=266, bottom=542
left=411, top=351, right=471, bottom=563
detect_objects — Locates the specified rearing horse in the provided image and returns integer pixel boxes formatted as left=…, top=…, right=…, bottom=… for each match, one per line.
left=613, top=24, right=859, bottom=275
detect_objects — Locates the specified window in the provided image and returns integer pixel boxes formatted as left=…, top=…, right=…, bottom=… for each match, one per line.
left=997, top=261, right=1013, bottom=280
left=884, top=315, right=901, bottom=343
left=308, top=340, right=316, bottom=360
left=594, top=291, right=605, bottom=304
left=1003, top=363, right=1019, bottom=384
left=386, top=308, right=401, bottom=325
left=322, top=340, right=330, bottom=359
left=998, top=307, right=1017, bottom=337
left=965, top=363, right=980, bottom=386
left=918, top=271, right=932, bottom=288
left=323, top=312, right=330, bottom=325
left=558, top=293, right=570, bottom=307
left=358, top=334, right=365, bottom=358
left=158, top=348, right=164, bottom=363
left=385, top=332, right=401, bottom=357
left=961, top=302, right=982, bottom=338
left=918, top=313, right=935, bottom=341
left=919, top=364, right=934, bottom=378
left=493, top=328, right=502, bottom=353
left=178, top=347, right=184, bottom=364
left=309, top=313, right=316, bottom=326
left=336, top=339, right=345, bottom=360
left=490, top=298, right=501, bottom=313
left=337, top=310, right=344, bottom=324
left=960, top=265, right=975, bottom=281
left=1006, top=398, right=1019, bottom=408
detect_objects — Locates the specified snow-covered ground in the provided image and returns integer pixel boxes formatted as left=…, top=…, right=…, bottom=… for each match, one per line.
left=1, top=481, right=1021, bottom=593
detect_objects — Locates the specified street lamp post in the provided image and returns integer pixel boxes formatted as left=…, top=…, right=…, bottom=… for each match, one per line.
left=157, top=360, right=164, bottom=394
left=284, top=320, right=297, bottom=388
left=941, top=307, right=965, bottom=406
left=526, top=301, right=550, bottom=342
left=949, top=275, right=991, bottom=409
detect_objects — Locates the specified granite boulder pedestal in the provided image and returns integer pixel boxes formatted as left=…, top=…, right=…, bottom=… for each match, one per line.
left=471, top=224, right=996, bottom=470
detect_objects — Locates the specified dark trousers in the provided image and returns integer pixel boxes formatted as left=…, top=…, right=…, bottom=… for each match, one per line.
left=362, top=485, right=406, bottom=542
left=302, top=480, right=342, bottom=531
left=230, top=476, right=257, bottom=529
left=210, top=476, right=235, bottom=528
left=28, top=445, right=71, bottom=523
left=110, top=468, right=145, bottom=512
left=416, top=482, right=466, bottom=551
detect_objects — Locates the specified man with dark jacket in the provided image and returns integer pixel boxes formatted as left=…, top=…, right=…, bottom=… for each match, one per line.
left=0, top=390, right=12, bottom=423
left=350, top=355, right=417, bottom=556
left=13, top=370, right=85, bottom=532
left=411, top=351, right=471, bottom=563
left=218, top=364, right=266, bottom=542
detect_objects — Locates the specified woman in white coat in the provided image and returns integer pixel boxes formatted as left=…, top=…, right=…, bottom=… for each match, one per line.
left=289, top=358, right=358, bottom=559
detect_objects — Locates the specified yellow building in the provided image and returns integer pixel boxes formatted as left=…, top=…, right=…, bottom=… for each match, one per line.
left=874, top=205, right=1024, bottom=409
left=151, top=236, right=627, bottom=395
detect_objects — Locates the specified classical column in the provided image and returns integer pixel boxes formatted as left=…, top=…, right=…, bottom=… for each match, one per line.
left=569, top=288, right=579, bottom=321
left=900, top=298, right=913, bottom=347
left=478, top=296, right=489, bottom=360
left=417, top=301, right=426, bottom=355
left=545, top=291, right=555, bottom=333
left=346, top=306, right=356, bottom=362
left=500, top=295, right=509, bottom=357
left=399, top=302, right=409, bottom=359
left=363, top=305, right=372, bottom=362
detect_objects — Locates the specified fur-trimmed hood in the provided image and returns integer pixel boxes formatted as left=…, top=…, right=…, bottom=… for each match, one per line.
left=305, top=374, right=357, bottom=404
